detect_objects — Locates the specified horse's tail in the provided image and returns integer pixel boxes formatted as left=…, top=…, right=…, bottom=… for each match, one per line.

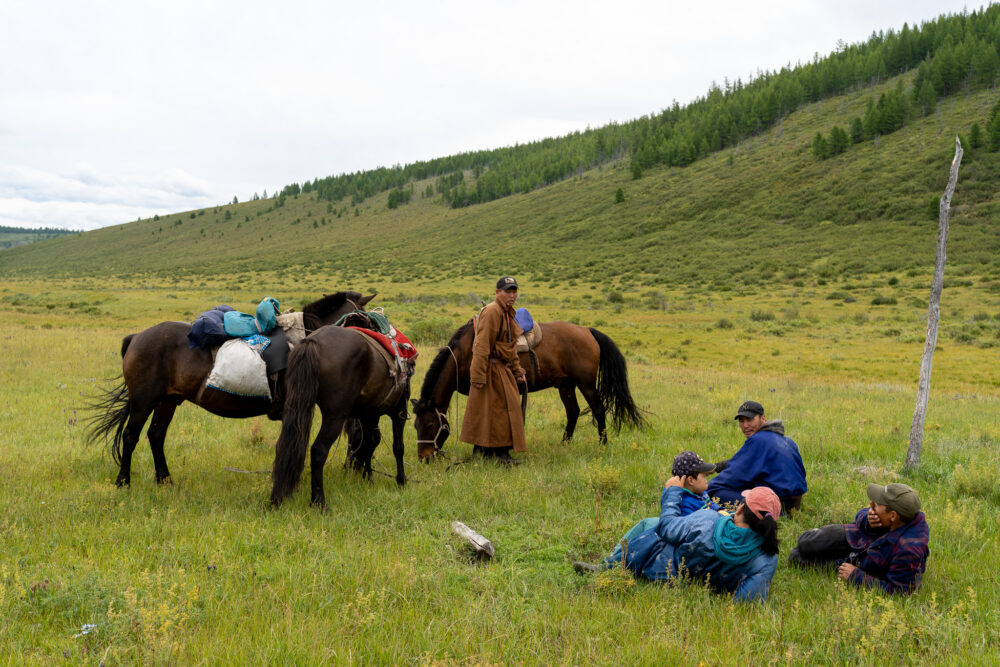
left=85, top=334, right=137, bottom=464
left=270, top=337, right=322, bottom=505
left=589, top=328, right=645, bottom=431
left=85, top=381, right=131, bottom=465
left=121, top=333, right=135, bottom=358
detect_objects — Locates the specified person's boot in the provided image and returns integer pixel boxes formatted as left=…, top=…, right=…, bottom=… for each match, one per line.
left=573, top=561, right=602, bottom=574
left=495, top=447, right=521, bottom=466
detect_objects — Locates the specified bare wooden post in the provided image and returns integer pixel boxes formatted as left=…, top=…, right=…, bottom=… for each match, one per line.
left=907, top=137, right=963, bottom=470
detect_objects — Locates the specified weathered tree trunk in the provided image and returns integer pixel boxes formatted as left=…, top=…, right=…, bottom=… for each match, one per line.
left=907, top=137, right=963, bottom=470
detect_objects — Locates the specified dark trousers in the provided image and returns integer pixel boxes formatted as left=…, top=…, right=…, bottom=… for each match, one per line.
left=788, top=523, right=855, bottom=567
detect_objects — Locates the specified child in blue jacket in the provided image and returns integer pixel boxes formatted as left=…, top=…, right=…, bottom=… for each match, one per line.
left=584, top=451, right=722, bottom=569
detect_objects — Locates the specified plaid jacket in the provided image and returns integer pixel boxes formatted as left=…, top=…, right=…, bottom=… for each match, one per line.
left=842, top=508, right=929, bottom=595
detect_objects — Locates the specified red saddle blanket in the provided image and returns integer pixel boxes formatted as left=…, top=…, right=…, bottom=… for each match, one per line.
left=347, top=326, right=418, bottom=360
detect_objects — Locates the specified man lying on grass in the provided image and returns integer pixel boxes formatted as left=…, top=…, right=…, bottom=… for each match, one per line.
left=575, top=478, right=781, bottom=603
left=788, top=483, right=929, bottom=595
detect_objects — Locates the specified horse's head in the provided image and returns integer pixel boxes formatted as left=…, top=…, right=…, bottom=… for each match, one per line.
left=411, top=397, right=450, bottom=461
left=302, top=291, right=378, bottom=330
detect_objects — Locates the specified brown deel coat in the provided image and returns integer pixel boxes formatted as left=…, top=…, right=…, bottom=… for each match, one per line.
left=460, top=296, right=526, bottom=451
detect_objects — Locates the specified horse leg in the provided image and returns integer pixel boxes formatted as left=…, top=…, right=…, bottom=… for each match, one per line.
left=309, top=415, right=346, bottom=510
left=578, top=382, right=608, bottom=444
left=147, top=400, right=178, bottom=484
left=359, top=416, right=381, bottom=479
left=116, top=403, right=154, bottom=487
left=558, top=380, right=581, bottom=443
left=390, top=404, right=407, bottom=487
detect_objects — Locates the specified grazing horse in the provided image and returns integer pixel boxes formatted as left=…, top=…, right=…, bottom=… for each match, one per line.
left=88, top=291, right=375, bottom=487
left=412, top=319, right=644, bottom=460
left=269, top=325, right=412, bottom=508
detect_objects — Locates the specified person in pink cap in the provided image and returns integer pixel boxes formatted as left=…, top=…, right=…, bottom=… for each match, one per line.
left=575, top=482, right=782, bottom=602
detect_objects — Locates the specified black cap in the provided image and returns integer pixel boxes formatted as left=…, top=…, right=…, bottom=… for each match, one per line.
left=496, top=276, right=518, bottom=291
left=672, top=451, right=717, bottom=478
left=734, top=400, right=764, bottom=420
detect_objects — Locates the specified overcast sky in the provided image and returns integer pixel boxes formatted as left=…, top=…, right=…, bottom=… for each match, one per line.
left=0, top=1, right=979, bottom=231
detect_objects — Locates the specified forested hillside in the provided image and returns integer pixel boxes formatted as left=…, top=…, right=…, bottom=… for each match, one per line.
left=278, top=6, right=1000, bottom=210
left=3, top=6, right=1000, bottom=292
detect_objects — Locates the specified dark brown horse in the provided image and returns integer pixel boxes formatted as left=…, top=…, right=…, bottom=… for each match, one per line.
left=88, top=291, right=375, bottom=487
left=269, top=325, right=412, bottom=508
left=412, top=319, right=644, bottom=460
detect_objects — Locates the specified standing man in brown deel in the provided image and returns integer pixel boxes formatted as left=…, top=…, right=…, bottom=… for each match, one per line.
left=460, top=276, right=527, bottom=465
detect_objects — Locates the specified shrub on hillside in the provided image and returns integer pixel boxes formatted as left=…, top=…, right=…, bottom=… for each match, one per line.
left=405, top=316, right=458, bottom=346
left=749, top=310, right=775, bottom=322
left=871, top=295, right=898, bottom=305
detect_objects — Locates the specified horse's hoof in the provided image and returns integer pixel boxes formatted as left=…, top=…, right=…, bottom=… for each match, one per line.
left=310, top=498, right=329, bottom=512
left=156, top=476, right=173, bottom=486
left=114, top=478, right=130, bottom=488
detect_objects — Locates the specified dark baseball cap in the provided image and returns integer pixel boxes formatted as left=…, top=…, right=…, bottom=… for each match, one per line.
left=672, top=450, right=716, bottom=478
left=496, top=276, right=518, bottom=291
left=867, top=483, right=921, bottom=521
left=734, top=400, right=764, bottom=420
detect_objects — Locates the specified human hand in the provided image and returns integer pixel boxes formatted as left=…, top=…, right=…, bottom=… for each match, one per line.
left=516, top=373, right=526, bottom=384
left=472, top=382, right=485, bottom=390
left=867, top=503, right=883, bottom=527
left=664, top=476, right=683, bottom=488
left=837, top=563, right=857, bottom=580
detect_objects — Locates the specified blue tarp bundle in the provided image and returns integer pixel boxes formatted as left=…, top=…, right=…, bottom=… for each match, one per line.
left=223, top=296, right=280, bottom=337
left=515, top=307, right=534, bottom=333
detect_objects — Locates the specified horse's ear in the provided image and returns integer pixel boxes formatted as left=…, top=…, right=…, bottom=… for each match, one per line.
left=358, top=293, right=377, bottom=308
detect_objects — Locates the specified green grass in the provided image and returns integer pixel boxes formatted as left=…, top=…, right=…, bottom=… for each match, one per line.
left=1, top=277, right=999, bottom=664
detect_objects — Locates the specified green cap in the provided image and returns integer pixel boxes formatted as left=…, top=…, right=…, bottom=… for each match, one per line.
left=867, top=483, right=921, bottom=521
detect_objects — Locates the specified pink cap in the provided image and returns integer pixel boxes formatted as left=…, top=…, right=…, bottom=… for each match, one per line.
left=741, top=486, right=781, bottom=520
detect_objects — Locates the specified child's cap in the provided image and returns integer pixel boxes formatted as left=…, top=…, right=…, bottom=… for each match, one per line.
left=672, top=451, right=716, bottom=478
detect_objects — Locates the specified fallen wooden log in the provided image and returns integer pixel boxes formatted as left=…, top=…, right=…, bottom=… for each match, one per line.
left=451, top=521, right=495, bottom=559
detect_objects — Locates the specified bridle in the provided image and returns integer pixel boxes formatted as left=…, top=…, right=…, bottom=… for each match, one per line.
left=415, top=345, right=460, bottom=456
left=415, top=407, right=450, bottom=454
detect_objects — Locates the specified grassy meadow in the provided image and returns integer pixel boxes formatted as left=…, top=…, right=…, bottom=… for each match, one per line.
left=2, top=274, right=999, bottom=665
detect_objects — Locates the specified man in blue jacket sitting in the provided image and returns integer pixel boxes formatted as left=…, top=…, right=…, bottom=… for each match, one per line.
left=707, top=400, right=807, bottom=515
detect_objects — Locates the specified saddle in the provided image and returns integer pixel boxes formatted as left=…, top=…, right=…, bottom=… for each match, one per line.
left=515, top=308, right=542, bottom=352
left=340, top=313, right=416, bottom=404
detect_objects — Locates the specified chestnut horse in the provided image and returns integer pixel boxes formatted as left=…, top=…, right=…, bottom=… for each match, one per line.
left=88, top=291, right=374, bottom=487
left=412, top=319, right=644, bottom=460
left=269, top=325, right=412, bottom=508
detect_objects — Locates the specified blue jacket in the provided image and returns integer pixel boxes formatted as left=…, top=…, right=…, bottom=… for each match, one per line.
left=608, top=487, right=721, bottom=562
left=609, top=486, right=778, bottom=602
left=842, top=508, right=929, bottom=595
left=708, top=421, right=807, bottom=504
left=187, top=305, right=234, bottom=349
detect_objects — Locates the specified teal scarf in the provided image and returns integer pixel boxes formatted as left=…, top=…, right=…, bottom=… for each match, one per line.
left=712, top=515, right=763, bottom=566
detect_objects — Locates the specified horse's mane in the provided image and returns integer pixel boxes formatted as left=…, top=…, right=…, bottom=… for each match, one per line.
left=302, top=291, right=362, bottom=320
left=418, top=320, right=473, bottom=399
